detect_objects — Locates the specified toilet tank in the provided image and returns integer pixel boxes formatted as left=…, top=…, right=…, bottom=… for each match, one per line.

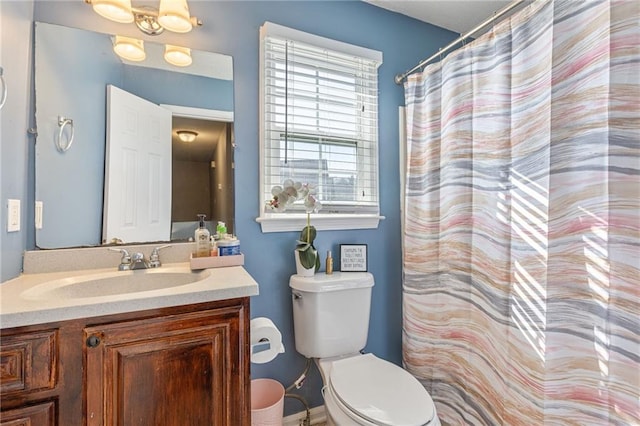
left=290, top=272, right=374, bottom=358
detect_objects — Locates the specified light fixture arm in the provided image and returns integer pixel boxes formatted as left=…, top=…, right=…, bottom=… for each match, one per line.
left=131, top=5, right=202, bottom=36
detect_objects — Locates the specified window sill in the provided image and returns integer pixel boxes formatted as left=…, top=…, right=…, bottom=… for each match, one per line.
left=256, top=214, right=384, bottom=233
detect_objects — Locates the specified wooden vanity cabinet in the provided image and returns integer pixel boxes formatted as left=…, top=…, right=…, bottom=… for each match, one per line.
left=0, top=297, right=250, bottom=426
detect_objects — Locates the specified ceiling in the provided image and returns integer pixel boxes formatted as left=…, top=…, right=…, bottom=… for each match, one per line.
left=364, top=0, right=513, bottom=34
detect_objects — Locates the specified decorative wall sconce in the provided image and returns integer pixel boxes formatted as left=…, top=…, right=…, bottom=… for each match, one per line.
left=177, top=130, right=198, bottom=143
left=85, top=0, right=202, bottom=35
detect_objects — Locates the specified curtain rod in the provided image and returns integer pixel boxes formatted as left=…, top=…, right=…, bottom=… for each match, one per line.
left=394, top=0, right=525, bottom=85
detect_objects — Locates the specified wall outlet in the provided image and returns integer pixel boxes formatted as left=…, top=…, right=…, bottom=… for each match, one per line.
left=7, top=199, right=20, bottom=232
left=35, top=201, right=43, bottom=229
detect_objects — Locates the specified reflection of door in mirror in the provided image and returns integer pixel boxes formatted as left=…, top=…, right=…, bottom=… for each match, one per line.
left=103, top=85, right=172, bottom=244
left=105, top=96, right=233, bottom=244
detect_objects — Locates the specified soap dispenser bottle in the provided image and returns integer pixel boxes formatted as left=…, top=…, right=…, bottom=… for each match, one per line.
left=194, top=214, right=210, bottom=257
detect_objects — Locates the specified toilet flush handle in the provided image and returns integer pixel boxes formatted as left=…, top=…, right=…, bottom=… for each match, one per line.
left=292, top=292, right=303, bottom=300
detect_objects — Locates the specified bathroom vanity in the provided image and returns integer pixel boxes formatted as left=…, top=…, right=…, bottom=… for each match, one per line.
left=0, top=247, right=258, bottom=425
left=1, top=298, right=249, bottom=425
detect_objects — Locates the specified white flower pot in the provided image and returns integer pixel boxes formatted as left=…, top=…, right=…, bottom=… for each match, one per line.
left=294, top=250, right=315, bottom=277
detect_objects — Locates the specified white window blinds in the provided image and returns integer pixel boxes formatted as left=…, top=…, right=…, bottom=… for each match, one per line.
left=259, top=22, right=383, bottom=231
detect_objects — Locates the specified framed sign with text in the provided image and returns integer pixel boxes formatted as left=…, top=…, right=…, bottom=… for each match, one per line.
left=340, top=244, right=368, bottom=272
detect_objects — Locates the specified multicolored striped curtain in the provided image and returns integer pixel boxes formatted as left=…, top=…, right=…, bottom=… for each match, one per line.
left=402, top=1, right=639, bottom=424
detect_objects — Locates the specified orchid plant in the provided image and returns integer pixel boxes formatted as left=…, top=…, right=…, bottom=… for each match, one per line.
left=267, top=180, right=322, bottom=271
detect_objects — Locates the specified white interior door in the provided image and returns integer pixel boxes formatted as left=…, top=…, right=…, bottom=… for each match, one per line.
left=103, top=85, right=172, bottom=244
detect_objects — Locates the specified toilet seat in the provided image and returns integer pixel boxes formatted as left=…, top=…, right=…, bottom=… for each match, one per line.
left=327, top=353, right=436, bottom=426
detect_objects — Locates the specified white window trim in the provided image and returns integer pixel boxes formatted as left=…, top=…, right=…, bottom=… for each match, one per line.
left=257, top=22, right=384, bottom=233
left=257, top=213, right=384, bottom=233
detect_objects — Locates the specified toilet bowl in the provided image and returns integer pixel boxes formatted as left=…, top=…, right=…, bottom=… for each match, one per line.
left=317, top=354, right=440, bottom=426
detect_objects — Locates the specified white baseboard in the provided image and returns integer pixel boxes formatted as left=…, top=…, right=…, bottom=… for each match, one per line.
left=283, top=405, right=326, bottom=426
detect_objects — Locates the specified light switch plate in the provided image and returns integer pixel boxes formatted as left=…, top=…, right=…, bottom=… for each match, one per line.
left=7, top=199, right=20, bottom=232
left=35, top=201, right=43, bottom=229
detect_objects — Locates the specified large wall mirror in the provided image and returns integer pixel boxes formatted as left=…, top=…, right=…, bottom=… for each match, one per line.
left=34, top=22, right=234, bottom=249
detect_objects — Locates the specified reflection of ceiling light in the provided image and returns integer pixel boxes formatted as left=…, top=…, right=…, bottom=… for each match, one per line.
left=164, top=45, right=192, bottom=67
left=158, top=0, right=193, bottom=33
left=113, top=36, right=146, bottom=61
left=177, top=130, right=198, bottom=143
left=85, top=0, right=202, bottom=35
left=89, top=0, right=134, bottom=23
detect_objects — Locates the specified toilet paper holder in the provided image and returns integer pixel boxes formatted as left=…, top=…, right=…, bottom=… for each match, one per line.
left=250, top=317, right=285, bottom=364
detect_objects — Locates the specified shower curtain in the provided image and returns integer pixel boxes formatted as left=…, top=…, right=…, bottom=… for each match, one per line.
left=402, top=0, right=639, bottom=425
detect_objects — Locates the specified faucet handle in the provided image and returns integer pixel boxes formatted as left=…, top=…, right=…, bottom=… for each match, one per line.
left=149, top=244, right=171, bottom=268
left=131, top=252, right=145, bottom=262
left=108, top=248, right=131, bottom=271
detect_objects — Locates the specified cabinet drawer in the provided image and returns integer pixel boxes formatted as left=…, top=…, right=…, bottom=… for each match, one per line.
left=0, top=400, right=56, bottom=426
left=0, top=330, right=57, bottom=396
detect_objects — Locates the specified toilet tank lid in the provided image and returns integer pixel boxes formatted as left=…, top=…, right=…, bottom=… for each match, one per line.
left=289, top=272, right=374, bottom=292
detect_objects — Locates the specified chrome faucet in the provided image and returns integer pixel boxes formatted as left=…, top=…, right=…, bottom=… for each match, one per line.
left=110, top=245, right=171, bottom=270
left=130, top=252, right=150, bottom=270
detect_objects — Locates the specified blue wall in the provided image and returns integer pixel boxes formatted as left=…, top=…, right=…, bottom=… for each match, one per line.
left=6, top=0, right=456, bottom=414
left=0, top=1, right=35, bottom=282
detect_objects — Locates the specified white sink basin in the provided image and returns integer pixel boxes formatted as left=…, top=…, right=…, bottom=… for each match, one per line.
left=21, top=267, right=211, bottom=300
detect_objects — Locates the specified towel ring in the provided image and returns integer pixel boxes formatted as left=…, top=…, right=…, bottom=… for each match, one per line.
left=56, top=115, right=75, bottom=152
left=0, top=67, right=7, bottom=110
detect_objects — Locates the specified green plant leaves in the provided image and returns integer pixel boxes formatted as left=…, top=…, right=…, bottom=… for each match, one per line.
left=296, top=243, right=318, bottom=269
left=296, top=224, right=320, bottom=271
left=299, top=225, right=317, bottom=244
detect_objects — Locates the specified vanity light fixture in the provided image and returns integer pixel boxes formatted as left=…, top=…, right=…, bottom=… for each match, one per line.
left=164, top=45, right=192, bottom=67
left=85, top=0, right=202, bottom=36
left=177, top=130, right=198, bottom=143
left=113, top=36, right=146, bottom=61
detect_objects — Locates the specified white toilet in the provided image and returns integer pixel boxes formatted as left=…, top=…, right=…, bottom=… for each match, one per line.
left=290, top=272, right=441, bottom=426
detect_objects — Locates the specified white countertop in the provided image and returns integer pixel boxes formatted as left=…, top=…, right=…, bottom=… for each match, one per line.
left=0, top=263, right=259, bottom=329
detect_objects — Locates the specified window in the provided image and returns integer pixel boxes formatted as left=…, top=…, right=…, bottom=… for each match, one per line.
left=258, top=22, right=383, bottom=232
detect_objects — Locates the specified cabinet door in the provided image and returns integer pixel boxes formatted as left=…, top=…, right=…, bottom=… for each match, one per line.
left=0, top=400, right=55, bottom=426
left=85, top=304, right=247, bottom=426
